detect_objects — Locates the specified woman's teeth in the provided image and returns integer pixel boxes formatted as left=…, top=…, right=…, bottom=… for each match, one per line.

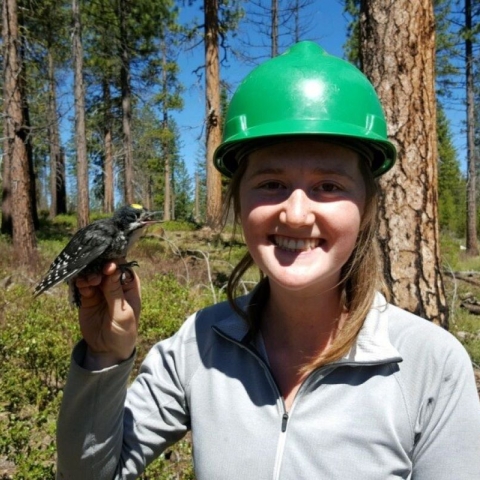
left=273, top=235, right=320, bottom=252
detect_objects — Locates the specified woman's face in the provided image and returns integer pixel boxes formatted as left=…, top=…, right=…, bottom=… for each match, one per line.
left=239, top=140, right=367, bottom=297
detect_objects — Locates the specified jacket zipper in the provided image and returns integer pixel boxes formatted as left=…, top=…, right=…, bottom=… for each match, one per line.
left=212, top=327, right=290, bottom=479
left=281, top=413, right=289, bottom=432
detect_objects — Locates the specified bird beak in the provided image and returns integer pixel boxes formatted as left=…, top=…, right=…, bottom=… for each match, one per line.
left=140, top=210, right=163, bottom=225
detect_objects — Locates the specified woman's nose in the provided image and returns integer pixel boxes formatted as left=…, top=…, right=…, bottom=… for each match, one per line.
left=279, top=189, right=315, bottom=227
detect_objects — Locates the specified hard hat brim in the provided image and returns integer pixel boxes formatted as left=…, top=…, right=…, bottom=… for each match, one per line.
left=214, top=130, right=396, bottom=178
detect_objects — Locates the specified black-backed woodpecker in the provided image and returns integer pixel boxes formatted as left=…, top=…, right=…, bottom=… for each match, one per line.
left=34, top=204, right=159, bottom=306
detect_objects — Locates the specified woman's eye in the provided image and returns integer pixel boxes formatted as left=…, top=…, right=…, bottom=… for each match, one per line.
left=259, top=181, right=285, bottom=190
left=317, top=183, right=340, bottom=192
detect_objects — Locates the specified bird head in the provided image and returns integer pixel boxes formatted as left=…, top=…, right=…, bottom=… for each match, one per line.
left=113, top=204, right=162, bottom=232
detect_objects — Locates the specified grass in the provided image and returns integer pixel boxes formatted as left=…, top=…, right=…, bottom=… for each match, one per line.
left=440, top=234, right=480, bottom=365
left=0, top=220, right=479, bottom=478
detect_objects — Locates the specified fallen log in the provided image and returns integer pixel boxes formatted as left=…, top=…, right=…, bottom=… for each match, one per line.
left=461, top=302, right=480, bottom=315
left=443, top=270, right=480, bottom=287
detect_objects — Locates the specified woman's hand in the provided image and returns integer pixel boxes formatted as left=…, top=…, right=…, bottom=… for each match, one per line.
left=75, top=259, right=141, bottom=370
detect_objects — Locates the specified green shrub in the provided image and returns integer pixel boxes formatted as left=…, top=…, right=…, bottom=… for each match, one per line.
left=0, top=284, right=76, bottom=478
left=162, top=220, right=199, bottom=232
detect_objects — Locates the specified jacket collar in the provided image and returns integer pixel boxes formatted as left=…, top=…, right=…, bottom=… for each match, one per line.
left=213, top=290, right=402, bottom=366
left=334, top=292, right=402, bottom=365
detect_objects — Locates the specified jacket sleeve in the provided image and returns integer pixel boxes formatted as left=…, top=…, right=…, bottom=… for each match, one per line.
left=411, top=341, right=480, bottom=479
left=56, top=335, right=191, bottom=480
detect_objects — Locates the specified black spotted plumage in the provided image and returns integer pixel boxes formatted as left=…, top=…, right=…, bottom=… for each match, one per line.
left=34, top=205, right=159, bottom=305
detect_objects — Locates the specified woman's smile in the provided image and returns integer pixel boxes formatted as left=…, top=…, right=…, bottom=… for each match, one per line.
left=270, top=235, right=323, bottom=253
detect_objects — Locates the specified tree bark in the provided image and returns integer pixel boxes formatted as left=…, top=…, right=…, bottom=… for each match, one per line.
left=58, top=147, right=67, bottom=213
left=161, top=46, right=171, bottom=221
left=103, top=78, right=114, bottom=214
left=119, top=0, right=134, bottom=205
left=18, top=11, right=39, bottom=230
left=360, top=0, right=448, bottom=326
left=1, top=152, right=12, bottom=234
left=2, top=0, right=37, bottom=261
left=464, top=0, right=478, bottom=255
left=163, top=153, right=172, bottom=221
left=195, top=172, right=201, bottom=223
left=72, top=0, right=89, bottom=228
left=204, top=0, right=223, bottom=229
left=271, top=0, right=278, bottom=57
left=47, top=49, right=66, bottom=216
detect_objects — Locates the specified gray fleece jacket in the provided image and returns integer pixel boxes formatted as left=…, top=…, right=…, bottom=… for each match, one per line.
left=56, top=293, right=480, bottom=479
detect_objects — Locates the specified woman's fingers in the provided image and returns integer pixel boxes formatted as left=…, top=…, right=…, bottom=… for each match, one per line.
left=75, top=261, right=128, bottom=308
left=101, top=267, right=130, bottom=314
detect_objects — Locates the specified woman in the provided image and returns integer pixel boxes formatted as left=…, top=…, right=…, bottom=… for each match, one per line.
left=56, top=42, right=480, bottom=479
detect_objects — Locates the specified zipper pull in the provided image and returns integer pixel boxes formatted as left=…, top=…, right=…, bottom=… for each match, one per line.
left=281, top=413, right=289, bottom=432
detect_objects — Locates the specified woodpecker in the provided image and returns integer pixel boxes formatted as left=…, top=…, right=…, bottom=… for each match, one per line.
left=34, top=204, right=160, bottom=306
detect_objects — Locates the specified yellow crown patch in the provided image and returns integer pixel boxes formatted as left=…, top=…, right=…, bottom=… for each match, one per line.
left=131, top=203, right=143, bottom=209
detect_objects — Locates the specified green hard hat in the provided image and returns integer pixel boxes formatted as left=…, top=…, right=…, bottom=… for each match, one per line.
left=214, top=41, right=396, bottom=177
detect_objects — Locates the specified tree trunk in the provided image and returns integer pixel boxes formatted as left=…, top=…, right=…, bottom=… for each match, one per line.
left=163, top=153, right=172, bottom=221
left=359, top=0, right=448, bottom=327
left=119, top=0, right=134, bottom=204
left=57, top=147, right=67, bottom=214
left=2, top=0, right=37, bottom=261
left=293, top=0, right=300, bottom=43
left=47, top=49, right=64, bottom=217
left=103, top=78, right=114, bottom=214
left=464, top=0, right=478, bottom=255
left=161, top=44, right=172, bottom=221
left=144, top=176, right=153, bottom=211
left=271, top=0, right=278, bottom=57
left=72, top=0, right=89, bottom=228
left=170, top=162, right=176, bottom=221
left=1, top=144, right=13, bottom=233
left=18, top=12, right=39, bottom=230
left=195, top=172, right=200, bottom=223
left=204, top=0, right=223, bottom=229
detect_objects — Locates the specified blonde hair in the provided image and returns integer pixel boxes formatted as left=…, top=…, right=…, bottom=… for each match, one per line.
left=222, top=150, right=383, bottom=373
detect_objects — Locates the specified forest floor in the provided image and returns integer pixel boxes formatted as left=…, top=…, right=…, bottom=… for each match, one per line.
left=0, top=219, right=480, bottom=478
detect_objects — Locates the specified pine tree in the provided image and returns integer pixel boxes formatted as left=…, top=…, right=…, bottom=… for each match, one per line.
left=72, top=0, right=90, bottom=228
left=343, top=0, right=360, bottom=65
left=2, top=0, right=37, bottom=260
left=204, top=0, right=223, bottom=229
left=437, top=106, right=466, bottom=235
left=132, top=104, right=164, bottom=210
left=237, top=0, right=314, bottom=63
left=359, top=0, right=448, bottom=326
left=194, top=149, right=208, bottom=223
left=82, top=0, right=180, bottom=208
left=434, top=0, right=461, bottom=99
left=26, top=0, right=70, bottom=217
left=154, top=28, right=184, bottom=221
left=464, top=0, right=479, bottom=254
left=83, top=0, right=121, bottom=213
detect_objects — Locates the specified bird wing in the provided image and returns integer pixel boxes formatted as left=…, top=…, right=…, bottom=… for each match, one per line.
left=34, top=220, right=116, bottom=296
